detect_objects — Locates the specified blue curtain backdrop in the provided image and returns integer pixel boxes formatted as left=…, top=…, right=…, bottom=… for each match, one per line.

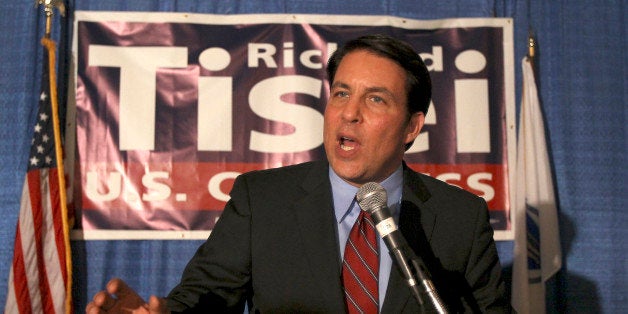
left=0, top=1, right=625, bottom=312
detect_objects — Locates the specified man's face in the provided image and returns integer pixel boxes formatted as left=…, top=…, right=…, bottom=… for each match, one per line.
left=323, top=50, right=424, bottom=186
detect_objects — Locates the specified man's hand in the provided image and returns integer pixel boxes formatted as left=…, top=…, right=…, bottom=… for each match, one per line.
left=86, top=278, right=169, bottom=314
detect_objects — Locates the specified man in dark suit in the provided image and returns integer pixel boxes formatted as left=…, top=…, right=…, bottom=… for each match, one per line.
left=87, top=34, right=508, bottom=313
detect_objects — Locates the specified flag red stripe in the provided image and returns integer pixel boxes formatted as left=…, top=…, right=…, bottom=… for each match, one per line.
left=11, top=224, right=33, bottom=314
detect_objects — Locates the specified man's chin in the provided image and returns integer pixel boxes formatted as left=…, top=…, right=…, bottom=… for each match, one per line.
left=330, top=166, right=368, bottom=187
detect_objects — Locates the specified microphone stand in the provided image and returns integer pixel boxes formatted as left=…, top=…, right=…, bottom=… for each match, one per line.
left=407, top=253, right=448, bottom=314
left=386, top=242, right=447, bottom=313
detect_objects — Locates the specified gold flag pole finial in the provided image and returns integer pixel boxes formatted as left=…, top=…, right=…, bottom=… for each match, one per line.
left=528, top=33, right=536, bottom=59
left=36, top=0, right=66, bottom=37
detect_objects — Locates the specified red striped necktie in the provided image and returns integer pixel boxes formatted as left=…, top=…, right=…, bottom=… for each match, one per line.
left=342, top=210, right=380, bottom=313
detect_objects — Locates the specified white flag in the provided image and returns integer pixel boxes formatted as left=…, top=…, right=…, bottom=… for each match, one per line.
left=512, top=57, right=562, bottom=313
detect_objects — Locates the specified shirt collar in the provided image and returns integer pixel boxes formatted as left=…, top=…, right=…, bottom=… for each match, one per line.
left=330, top=165, right=404, bottom=224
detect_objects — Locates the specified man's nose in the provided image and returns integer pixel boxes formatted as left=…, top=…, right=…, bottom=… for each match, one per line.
left=341, top=98, right=361, bottom=123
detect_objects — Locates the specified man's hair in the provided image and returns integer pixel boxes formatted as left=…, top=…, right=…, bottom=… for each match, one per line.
left=326, top=34, right=432, bottom=117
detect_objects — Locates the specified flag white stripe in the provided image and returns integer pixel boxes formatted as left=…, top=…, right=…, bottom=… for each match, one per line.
left=6, top=266, right=18, bottom=313
left=19, top=178, right=44, bottom=313
left=41, top=172, right=65, bottom=314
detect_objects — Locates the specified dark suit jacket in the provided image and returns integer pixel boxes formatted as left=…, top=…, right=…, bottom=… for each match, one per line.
left=167, top=161, right=508, bottom=313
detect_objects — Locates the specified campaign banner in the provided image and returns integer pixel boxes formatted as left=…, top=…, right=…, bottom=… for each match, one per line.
left=70, top=12, right=515, bottom=240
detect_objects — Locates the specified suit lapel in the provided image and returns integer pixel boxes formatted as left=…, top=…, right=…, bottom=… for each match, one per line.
left=382, top=164, right=437, bottom=313
left=291, top=161, right=346, bottom=311
left=400, top=165, right=437, bottom=244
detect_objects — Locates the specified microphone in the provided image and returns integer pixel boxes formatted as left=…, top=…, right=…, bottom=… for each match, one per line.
left=356, top=182, right=447, bottom=314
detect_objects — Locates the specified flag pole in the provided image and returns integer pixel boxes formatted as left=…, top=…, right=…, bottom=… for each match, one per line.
left=38, top=1, right=72, bottom=313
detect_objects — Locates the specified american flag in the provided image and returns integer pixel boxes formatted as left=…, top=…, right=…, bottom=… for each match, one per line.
left=4, top=38, right=71, bottom=314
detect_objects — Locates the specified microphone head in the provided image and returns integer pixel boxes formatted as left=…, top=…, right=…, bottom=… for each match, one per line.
left=356, top=182, right=387, bottom=214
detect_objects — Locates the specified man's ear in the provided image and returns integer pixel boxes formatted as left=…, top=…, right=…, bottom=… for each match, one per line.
left=405, top=111, right=425, bottom=145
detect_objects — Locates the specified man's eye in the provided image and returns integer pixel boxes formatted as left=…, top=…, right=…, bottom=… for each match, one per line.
left=334, top=91, right=349, bottom=98
left=369, top=96, right=384, bottom=103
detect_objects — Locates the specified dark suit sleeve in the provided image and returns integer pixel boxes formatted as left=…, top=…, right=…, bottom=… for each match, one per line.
left=166, top=175, right=253, bottom=313
left=464, top=198, right=510, bottom=313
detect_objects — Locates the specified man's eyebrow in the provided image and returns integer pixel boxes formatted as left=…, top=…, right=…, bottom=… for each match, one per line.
left=330, top=82, right=350, bottom=89
left=364, top=86, right=394, bottom=96
left=331, top=82, right=393, bottom=96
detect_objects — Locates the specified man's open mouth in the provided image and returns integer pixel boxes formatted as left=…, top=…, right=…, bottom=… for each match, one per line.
left=340, top=136, right=356, bottom=151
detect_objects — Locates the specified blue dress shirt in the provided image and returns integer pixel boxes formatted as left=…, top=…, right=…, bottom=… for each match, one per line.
left=329, top=166, right=403, bottom=310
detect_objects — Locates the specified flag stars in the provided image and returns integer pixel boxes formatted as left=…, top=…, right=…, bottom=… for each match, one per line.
left=42, top=134, right=50, bottom=143
left=34, top=123, right=42, bottom=133
left=30, top=156, right=39, bottom=166
left=45, top=156, right=53, bottom=165
left=39, top=113, right=49, bottom=122
left=36, top=145, right=44, bottom=154
left=40, top=91, right=48, bottom=102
